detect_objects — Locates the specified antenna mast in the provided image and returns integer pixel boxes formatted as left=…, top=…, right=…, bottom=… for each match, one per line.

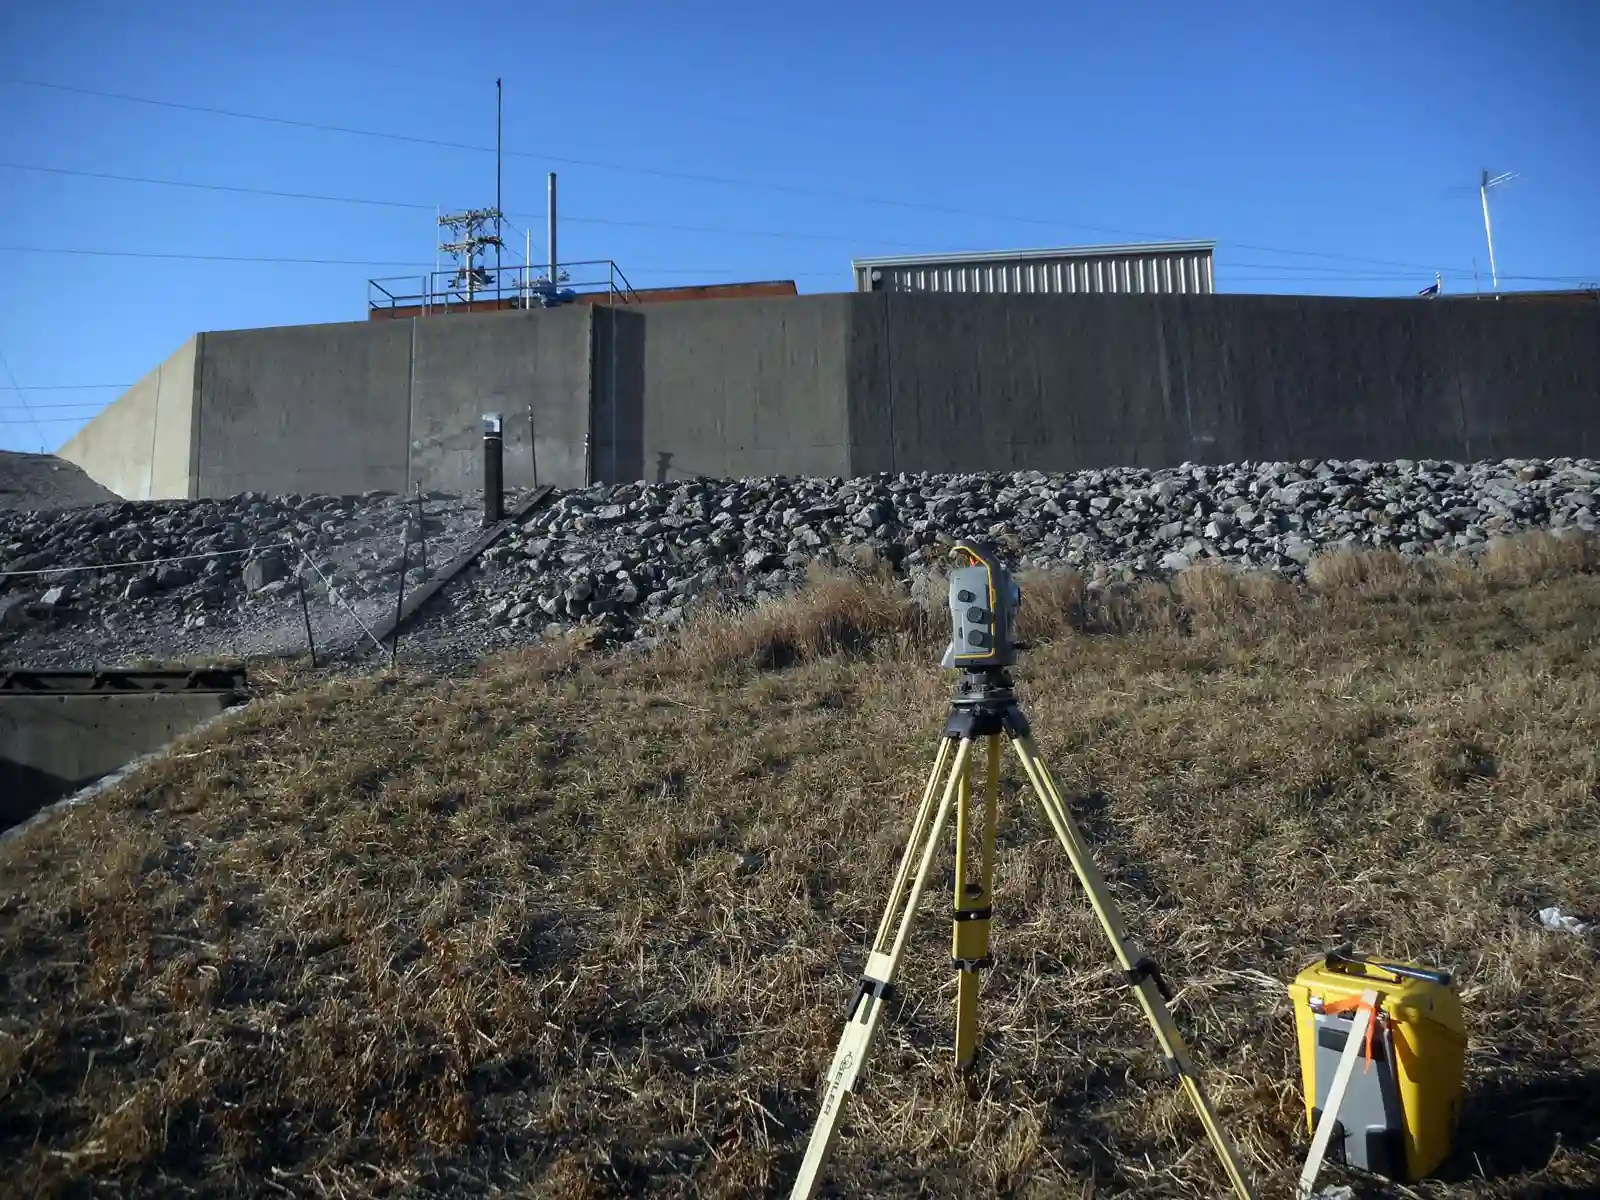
left=436, top=79, right=506, bottom=307
left=496, top=78, right=503, bottom=297
left=1479, top=168, right=1516, bottom=293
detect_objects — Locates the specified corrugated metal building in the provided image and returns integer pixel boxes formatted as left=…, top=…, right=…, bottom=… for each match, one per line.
left=852, top=240, right=1216, bottom=296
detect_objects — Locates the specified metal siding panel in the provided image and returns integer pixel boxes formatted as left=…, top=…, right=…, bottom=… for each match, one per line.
left=856, top=244, right=1214, bottom=295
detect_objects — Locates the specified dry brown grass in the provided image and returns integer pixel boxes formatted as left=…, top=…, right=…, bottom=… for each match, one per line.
left=3, top=533, right=1600, bottom=1198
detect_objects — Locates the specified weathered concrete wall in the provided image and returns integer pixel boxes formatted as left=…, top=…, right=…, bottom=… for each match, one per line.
left=594, top=295, right=852, bottom=484
left=64, top=290, right=1600, bottom=501
left=0, top=691, right=233, bottom=831
left=409, top=306, right=591, bottom=492
left=848, top=293, right=1600, bottom=473
left=196, top=320, right=413, bottom=496
left=59, top=336, right=199, bottom=499
left=192, top=309, right=593, bottom=497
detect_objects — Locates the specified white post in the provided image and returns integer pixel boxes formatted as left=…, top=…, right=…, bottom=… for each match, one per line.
left=525, top=227, right=532, bottom=308
left=1480, top=170, right=1500, bottom=292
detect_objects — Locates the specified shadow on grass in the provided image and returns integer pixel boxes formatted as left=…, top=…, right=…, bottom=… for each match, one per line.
left=1434, top=1064, right=1600, bottom=1184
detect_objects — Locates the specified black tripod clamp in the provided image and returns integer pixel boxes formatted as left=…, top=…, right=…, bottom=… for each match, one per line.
left=943, top=669, right=1033, bottom=740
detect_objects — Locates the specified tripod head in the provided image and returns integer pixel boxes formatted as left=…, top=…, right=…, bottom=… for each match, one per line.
left=940, top=540, right=1023, bottom=672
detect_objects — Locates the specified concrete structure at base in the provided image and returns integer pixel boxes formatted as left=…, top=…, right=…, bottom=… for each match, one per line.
left=0, top=691, right=238, bottom=830
left=60, top=336, right=201, bottom=500
left=61, top=292, right=1600, bottom=500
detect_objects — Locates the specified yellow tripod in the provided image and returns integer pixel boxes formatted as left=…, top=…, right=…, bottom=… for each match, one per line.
left=789, top=668, right=1256, bottom=1199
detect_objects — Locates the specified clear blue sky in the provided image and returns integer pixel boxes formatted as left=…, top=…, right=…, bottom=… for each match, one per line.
left=1, top=0, right=1596, bottom=452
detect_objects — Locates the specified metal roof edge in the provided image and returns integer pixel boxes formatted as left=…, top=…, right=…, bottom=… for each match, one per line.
left=851, top=240, right=1218, bottom=269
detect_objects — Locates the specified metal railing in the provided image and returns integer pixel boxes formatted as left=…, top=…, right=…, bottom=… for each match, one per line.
left=367, top=260, right=641, bottom=316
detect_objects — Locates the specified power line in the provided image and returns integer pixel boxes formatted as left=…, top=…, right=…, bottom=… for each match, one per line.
left=0, top=245, right=431, bottom=267
left=0, top=401, right=118, bottom=410
left=0, top=245, right=842, bottom=274
left=0, top=161, right=434, bottom=211
left=0, top=161, right=930, bottom=250
left=0, top=73, right=1509, bottom=277
left=0, top=347, right=47, bottom=451
left=141, top=36, right=1385, bottom=214
left=2, top=145, right=1514, bottom=266
left=0, top=382, right=130, bottom=390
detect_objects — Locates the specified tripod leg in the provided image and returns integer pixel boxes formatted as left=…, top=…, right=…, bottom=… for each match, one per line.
left=874, top=736, right=953, bottom=950
left=790, top=736, right=977, bottom=1200
left=953, top=733, right=999, bottom=1069
left=1007, top=734, right=1257, bottom=1200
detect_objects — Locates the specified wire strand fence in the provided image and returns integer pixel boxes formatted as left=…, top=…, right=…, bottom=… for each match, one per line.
left=1, top=491, right=484, bottom=672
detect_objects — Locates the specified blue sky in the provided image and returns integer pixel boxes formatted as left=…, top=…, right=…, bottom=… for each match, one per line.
left=1, top=0, right=1596, bottom=452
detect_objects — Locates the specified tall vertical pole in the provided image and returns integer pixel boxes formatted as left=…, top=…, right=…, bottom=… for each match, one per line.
left=525, top=227, right=532, bottom=308
left=496, top=78, right=504, bottom=306
left=548, top=171, right=558, bottom=293
left=1480, top=168, right=1500, bottom=293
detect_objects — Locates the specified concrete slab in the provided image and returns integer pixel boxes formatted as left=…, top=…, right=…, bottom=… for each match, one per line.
left=196, top=320, right=414, bottom=497
left=59, top=336, right=199, bottom=500
left=409, top=306, right=591, bottom=492
left=0, top=691, right=237, bottom=831
left=609, top=294, right=853, bottom=483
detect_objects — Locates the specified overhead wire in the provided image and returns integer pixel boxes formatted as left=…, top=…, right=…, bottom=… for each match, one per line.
left=0, top=160, right=953, bottom=252
left=0, top=400, right=127, bottom=410
left=0, top=347, right=48, bottom=450
left=0, top=381, right=130, bottom=390
left=0, top=73, right=1519, bottom=278
left=0, top=245, right=431, bottom=267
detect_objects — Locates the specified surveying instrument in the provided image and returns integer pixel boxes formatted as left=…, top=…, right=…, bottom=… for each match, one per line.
left=788, top=540, right=1256, bottom=1199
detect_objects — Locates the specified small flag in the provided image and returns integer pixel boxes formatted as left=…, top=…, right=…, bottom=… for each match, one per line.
left=1418, top=281, right=1440, bottom=296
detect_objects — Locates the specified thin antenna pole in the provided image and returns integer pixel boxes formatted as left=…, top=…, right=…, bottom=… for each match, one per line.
left=496, top=78, right=503, bottom=306
left=525, top=226, right=532, bottom=308
left=1480, top=169, right=1499, bottom=293
left=548, top=171, right=558, bottom=293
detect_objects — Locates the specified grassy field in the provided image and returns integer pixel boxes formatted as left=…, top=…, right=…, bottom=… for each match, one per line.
left=3, top=535, right=1599, bottom=1198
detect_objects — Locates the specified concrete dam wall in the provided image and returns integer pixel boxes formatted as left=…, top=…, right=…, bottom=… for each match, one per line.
left=61, top=292, right=1600, bottom=500
left=841, top=292, right=1600, bottom=473
left=64, top=307, right=595, bottom=499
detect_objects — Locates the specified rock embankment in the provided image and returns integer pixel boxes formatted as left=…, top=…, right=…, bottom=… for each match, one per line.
left=0, top=451, right=119, bottom=512
left=415, top=456, right=1600, bottom=657
left=4, top=457, right=1598, bottom=670
left=0, top=490, right=484, bottom=668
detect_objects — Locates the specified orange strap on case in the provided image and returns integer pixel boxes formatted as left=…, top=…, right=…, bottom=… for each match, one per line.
left=1324, top=993, right=1384, bottom=1073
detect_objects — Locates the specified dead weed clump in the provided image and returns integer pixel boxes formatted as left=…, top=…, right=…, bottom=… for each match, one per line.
left=1309, top=529, right=1600, bottom=600
left=3, top=538, right=1600, bottom=1198
left=668, top=562, right=934, bottom=672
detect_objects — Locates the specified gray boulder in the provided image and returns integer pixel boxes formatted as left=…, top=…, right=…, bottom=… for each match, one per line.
left=243, top=553, right=289, bottom=593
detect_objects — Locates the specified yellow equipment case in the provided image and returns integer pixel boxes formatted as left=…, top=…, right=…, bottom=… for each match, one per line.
left=1288, top=947, right=1466, bottom=1182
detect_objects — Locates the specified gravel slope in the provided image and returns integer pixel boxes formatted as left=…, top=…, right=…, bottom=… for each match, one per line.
left=4, top=457, right=1599, bottom=671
